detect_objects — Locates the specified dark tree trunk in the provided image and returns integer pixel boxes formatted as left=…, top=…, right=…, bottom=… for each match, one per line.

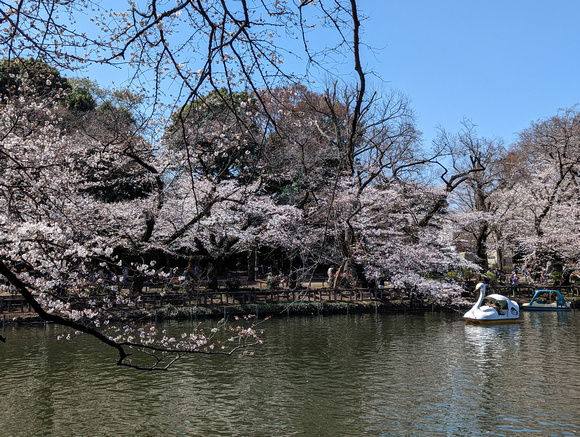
left=475, top=223, right=489, bottom=270
left=247, top=249, right=256, bottom=282
left=206, top=256, right=225, bottom=291
left=130, top=274, right=145, bottom=294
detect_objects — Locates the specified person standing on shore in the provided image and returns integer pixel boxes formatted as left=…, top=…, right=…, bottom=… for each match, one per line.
left=328, top=267, right=335, bottom=280
left=510, top=273, right=519, bottom=297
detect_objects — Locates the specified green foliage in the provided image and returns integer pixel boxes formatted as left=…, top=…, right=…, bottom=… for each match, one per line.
left=156, top=304, right=215, bottom=319
left=97, top=100, right=135, bottom=124
left=447, top=268, right=477, bottom=284
left=66, top=85, right=96, bottom=112
left=482, top=272, right=497, bottom=285
left=0, top=60, right=99, bottom=114
left=447, top=270, right=460, bottom=281
left=173, top=88, right=255, bottom=124
left=66, top=82, right=154, bottom=203
left=266, top=277, right=279, bottom=289
left=162, top=303, right=176, bottom=316
left=82, top=166, right=155, bottom=203
left=183, top=281, right=197, bottom=293
left=0, top=58, right=70, bottom=101
left=460, top=268, right=476, bottom=280
left=224, top=277, right=242, bottom=291
left=271, top=171, right=308, bottom=205
left=166, top=87, right=261, bottom=182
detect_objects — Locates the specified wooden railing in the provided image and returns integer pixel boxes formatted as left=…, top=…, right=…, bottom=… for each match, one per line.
left=1, top=284, right=578, bottom=315
left=491, top=284, right=580, bottom=298
left=0, top=287, right=403, bottom=314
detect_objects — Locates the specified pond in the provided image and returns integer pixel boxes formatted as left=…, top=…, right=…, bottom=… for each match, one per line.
left=1, top=311, right=579, bottom=436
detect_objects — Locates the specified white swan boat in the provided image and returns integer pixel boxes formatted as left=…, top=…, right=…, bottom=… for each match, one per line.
left=463, top=281, right=520, bottom=324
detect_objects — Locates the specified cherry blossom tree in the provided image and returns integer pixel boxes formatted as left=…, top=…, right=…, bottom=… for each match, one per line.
left=253, top=82, right=477, bottom=302
left=499, top=107, right=580, bottom=271
left=0, top=0, right=372, bottom=367
left=438, top=120, right=507, bottom=270
left=0, top=78, right=270, bottom=367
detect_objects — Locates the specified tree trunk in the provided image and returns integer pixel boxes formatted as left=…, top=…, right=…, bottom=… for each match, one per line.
left=475, top=223, right=489, bottom=270
left=130, top=274, right=145, bottom=294
left=206, top=260, right=219, bottom=290
left=247, top=249, right=256, bottom=282
left=496, top=248, right=504, bottom=271
left=288, top=255, right=297, bottom=289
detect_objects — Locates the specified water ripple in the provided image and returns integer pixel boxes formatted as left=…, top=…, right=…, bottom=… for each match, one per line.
left=0, top=312, right=579, bottom=435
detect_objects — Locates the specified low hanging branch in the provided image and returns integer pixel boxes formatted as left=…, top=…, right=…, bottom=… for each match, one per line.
left=0, top=260, right=263, bottom=370
left=0, top=259, right=129, bottom=364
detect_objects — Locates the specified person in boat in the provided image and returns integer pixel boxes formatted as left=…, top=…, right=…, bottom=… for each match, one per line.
left=494, top=302, right=504, bottom=315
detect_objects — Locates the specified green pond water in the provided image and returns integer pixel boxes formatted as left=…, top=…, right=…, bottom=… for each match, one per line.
left=0, top=311, right=579, bottom=436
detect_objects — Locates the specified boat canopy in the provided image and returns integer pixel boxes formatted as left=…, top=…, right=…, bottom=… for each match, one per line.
left=529, top=290, right=567, bottom=307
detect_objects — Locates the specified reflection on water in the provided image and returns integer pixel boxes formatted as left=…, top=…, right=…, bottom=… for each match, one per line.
left=464, top=322, right=522, bottom=369
left=0, top=311, right=579, bottom=436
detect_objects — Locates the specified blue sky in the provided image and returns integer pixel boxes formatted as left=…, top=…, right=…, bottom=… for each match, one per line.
left=353, top=0, right=580, bottom=146
left=77, top=1, right=580, bottom=148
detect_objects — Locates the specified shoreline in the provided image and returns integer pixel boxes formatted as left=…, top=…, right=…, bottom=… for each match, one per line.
left=1, top=300, right=468, bottom=326
left=3, top=294, right=578, bottom=327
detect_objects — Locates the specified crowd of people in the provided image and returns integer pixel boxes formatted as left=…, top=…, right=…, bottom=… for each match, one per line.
left=487, top=263, right=580, bottom=297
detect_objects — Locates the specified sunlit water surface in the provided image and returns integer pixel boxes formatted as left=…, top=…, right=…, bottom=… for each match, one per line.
left=1, top=311, right=579, bottom=436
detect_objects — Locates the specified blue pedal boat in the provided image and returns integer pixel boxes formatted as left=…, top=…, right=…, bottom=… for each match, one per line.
left=522, top=289, right=571, bottom=311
